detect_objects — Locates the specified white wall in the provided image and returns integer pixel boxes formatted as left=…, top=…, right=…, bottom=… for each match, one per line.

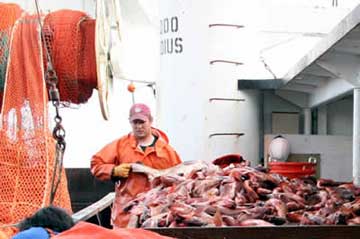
left=157, top=0, right=261, bottom=164
left=207, top=90, right=260, bottom=164
left=157, top=0, right=209, bottom=162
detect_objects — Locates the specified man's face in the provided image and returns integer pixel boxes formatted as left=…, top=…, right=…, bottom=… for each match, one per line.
left=130, top=118, right=152, bottom=140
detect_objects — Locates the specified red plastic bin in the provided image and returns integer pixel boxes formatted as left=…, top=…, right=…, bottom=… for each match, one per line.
left=268, top=161, right=316, bottom=179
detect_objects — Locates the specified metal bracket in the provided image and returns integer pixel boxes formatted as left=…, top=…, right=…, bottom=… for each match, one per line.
left=209, top=98, right=245, bottom=102
left=209, top=133, right=245, bottom=138
left=208, top=24, right=244, bottom=29
left=210, top=60, right=243, bottom=66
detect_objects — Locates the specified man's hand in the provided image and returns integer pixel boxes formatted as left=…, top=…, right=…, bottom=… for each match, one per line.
left=113, top=163, right=131, bottom=178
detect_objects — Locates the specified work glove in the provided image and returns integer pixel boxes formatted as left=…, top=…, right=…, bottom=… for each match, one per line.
left=113, top=163, right=131, bottom=178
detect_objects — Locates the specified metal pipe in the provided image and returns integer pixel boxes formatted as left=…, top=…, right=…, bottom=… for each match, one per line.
left=353, top=88, right=360, bottom=186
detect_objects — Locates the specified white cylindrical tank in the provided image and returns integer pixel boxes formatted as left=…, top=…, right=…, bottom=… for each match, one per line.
left=157, top=0, right=260, bottom=164
left=268, top=135, right=291, bottom=162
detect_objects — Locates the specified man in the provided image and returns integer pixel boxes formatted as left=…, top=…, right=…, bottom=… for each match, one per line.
left=91, top=103, right=181, bottom=228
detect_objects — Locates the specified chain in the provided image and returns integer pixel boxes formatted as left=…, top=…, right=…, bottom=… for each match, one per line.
left=48, top=70, right=66, bottom=205
left=34, top=0, right=65, bottom=205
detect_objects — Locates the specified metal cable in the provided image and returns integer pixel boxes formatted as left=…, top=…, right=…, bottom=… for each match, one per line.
left=34, top=0, right=66, bottom=205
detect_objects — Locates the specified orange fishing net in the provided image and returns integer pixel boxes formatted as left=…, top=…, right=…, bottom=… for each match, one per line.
left=0, top=3, right=22, bottom=110
left=0, top=5, right=98, bottom=238
left=43, top=10, right=97, bottom=104
left=0, top=12, right=72, bottom=228
left=0, top=8, right=97, bottom=109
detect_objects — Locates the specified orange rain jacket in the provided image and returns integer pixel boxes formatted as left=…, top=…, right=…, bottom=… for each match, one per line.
left=90, top=128, right=181, bottom=228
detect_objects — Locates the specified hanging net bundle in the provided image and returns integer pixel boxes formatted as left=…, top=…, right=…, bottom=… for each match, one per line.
left=0, top=7, right=97, bottom=108
left=0, top=4, right=98, bottom=238
left=0, top=3, right=22, bottom=108
left=43, top=10, right=97, bottom=104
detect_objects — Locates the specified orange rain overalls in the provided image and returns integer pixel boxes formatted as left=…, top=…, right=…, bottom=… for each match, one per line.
left=90, top=128, right=181, bottom=228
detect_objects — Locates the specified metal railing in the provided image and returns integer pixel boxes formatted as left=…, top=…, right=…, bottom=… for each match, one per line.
left=72, top=192, right=115, bottom=225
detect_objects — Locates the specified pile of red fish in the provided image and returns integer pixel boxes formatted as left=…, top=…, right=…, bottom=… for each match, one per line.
left=124, top=157, right=360, bottom=228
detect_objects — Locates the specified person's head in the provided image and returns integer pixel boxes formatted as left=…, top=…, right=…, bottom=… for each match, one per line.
left=129, top=103, right=153, bottom=140
left=17, top=206, right=74, bottom=233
